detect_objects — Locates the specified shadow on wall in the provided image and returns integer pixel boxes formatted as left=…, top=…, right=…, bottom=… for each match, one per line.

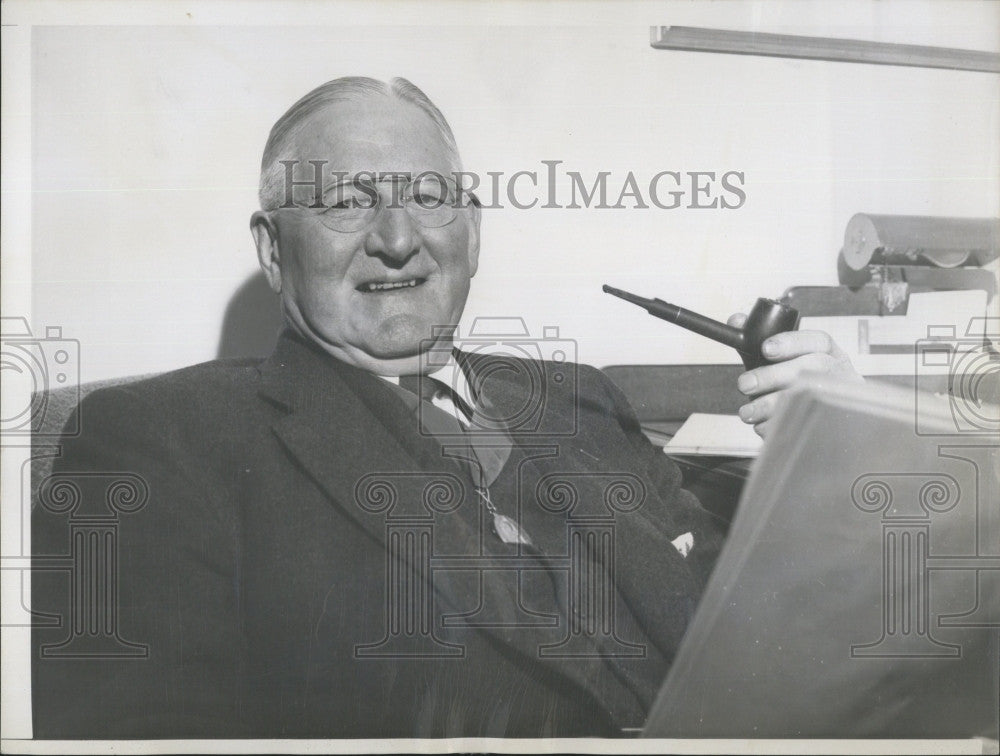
left=216, top=271, right=284, bottom=359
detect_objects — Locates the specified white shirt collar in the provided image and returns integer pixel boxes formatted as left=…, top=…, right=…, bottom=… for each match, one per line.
left=376, top=351, right=476, bottom=423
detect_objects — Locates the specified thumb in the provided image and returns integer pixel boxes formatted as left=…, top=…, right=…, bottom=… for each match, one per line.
left=727, top=312, right=748, bottom=328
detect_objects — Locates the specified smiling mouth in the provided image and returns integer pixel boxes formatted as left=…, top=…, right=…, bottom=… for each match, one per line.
left=357, top=277, right=427, bottom=293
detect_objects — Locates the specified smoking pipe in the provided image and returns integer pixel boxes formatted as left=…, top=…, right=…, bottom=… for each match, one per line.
left=602, top=285, right=801, bottom=370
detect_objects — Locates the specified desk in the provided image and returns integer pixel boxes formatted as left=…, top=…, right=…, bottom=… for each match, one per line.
left=600, top=366, right=954, bottom=529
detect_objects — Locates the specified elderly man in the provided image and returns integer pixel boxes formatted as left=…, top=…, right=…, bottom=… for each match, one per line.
left=32, top=76, right=860, bottom=739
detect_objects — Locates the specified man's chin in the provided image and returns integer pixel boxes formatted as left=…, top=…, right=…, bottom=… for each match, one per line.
left=359, top=315, right=455, bottom=360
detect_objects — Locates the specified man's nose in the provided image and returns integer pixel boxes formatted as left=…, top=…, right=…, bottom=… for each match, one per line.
left=364, top=203, right=420, bottom=263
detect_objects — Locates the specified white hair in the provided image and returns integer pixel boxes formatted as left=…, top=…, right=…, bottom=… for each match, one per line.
left=258, top=76, right=462, bottom=210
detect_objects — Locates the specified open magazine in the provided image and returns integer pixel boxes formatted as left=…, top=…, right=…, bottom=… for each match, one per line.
left=644, top=375, right=1000, bottom=740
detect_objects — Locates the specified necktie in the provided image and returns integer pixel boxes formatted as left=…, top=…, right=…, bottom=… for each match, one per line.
left=399, top=373, right=474, bottom=428
left=398, top=374, right=530, bottom=546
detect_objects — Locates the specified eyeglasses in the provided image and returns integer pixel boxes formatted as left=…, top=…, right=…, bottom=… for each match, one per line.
left=283, top=174, right=471, bottom=233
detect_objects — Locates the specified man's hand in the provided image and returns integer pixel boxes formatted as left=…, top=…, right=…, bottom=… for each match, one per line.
left=728, top=313, right=863, bottom=438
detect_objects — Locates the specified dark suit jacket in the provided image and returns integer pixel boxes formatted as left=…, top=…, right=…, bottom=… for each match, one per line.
left=32, top=331, right=726, bottom=739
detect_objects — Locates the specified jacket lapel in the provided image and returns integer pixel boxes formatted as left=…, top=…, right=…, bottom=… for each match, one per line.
left=257, top=336, right=536, bottom=635
left=259, top=332, right=471, bottom=549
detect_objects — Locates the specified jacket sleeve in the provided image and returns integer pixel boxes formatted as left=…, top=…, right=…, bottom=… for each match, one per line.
left=589, top=366, right=728, bottom=587
left=31, top=383, right=246, bottom=738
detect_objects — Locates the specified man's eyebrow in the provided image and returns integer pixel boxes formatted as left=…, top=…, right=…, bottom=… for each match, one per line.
left=320, top=173, right=426, bottom=190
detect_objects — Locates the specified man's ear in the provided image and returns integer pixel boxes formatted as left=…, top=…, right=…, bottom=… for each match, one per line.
left=250, top=211, right=282, bottom=294
left=465, top=197, right=481, bottom=278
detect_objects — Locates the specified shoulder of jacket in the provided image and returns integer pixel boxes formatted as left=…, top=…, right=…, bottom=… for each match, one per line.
left=77, top=357, right=264, bottom=416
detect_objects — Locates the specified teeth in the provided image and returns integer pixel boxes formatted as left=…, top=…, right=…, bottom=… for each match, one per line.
left=364, top=279, right=420, bottom=292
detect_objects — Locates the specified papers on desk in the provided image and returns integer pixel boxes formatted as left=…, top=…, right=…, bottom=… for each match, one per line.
left=662, top=413, right=762, bottom=457
left=800, top=289, right=992, bottom=376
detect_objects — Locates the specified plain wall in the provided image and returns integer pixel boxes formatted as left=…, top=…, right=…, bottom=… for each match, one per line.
left=28, top=3, right=1000, bottom=382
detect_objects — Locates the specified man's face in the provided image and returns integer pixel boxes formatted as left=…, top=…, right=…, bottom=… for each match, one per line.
left=254, top=96, right=480, bottom=374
